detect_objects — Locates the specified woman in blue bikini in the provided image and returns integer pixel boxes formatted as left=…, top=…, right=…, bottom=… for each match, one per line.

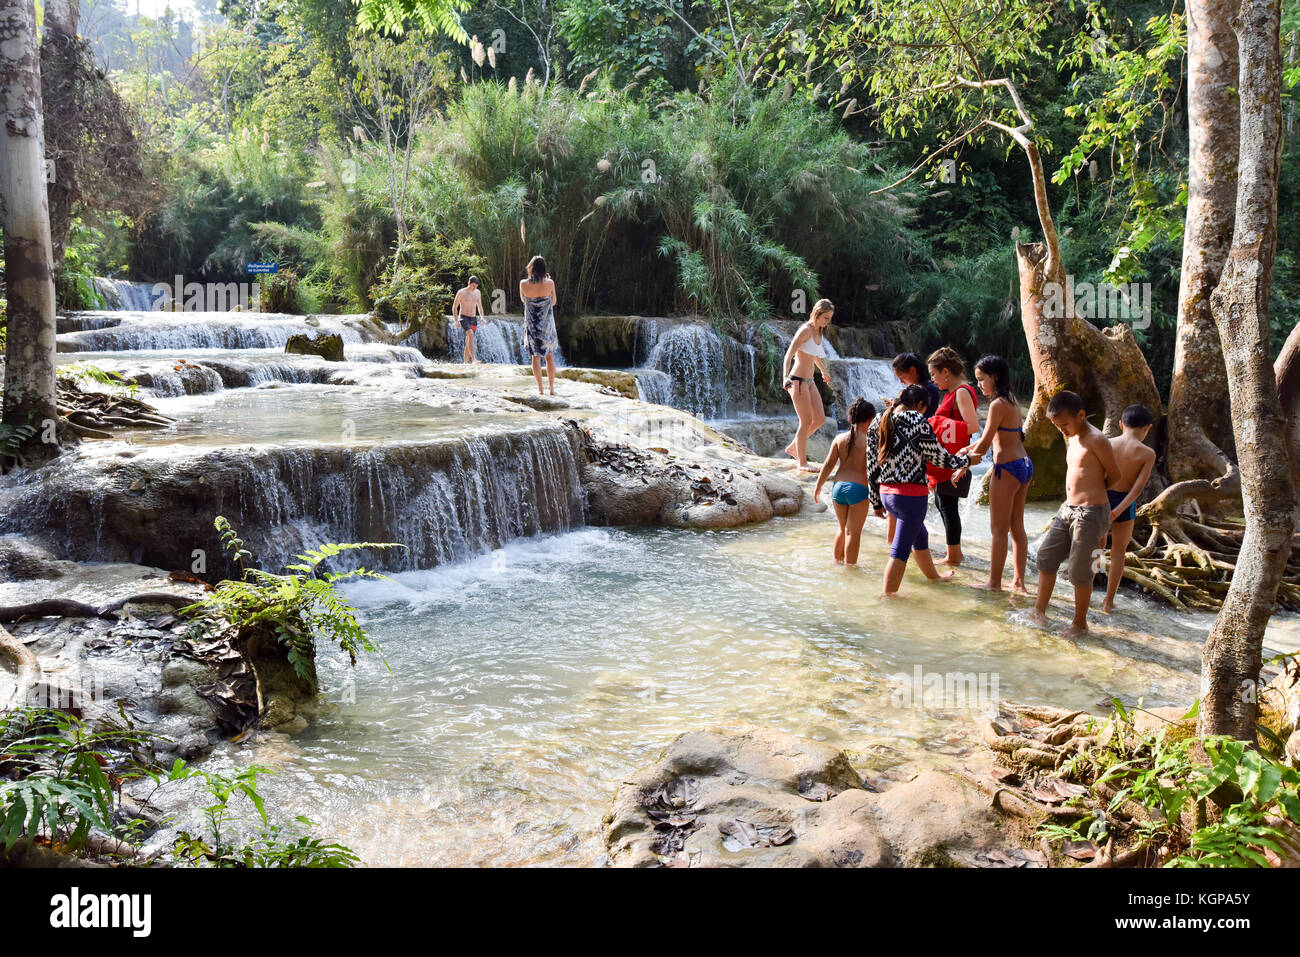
left=813, top=398, right=876, bottom=565
left=965, top=355, right=1032, bottom=592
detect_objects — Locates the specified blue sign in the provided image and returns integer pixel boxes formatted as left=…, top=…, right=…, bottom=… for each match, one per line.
left=246, top=261, right=279, bottom=274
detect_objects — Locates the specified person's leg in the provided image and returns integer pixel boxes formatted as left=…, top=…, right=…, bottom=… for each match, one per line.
left=1031, top=509, right=1070, bottom=625
left=981, top=472, right=1015, bottom=590
left=1010, top=477, right=1031, bottom=593
left=845, top=501, right=870, bottom=565
left=785, top=383, right=814, bottom=467
left=1103, top=519, right=1134, bottom=613
left=833, top=501, right=849, bottom=563
left=532, top=354, right=544, bottom=393
left=882, top=494, right=913, bottom=595
left=1060, top=508, right=1106, bottom=637
left=936, top=493, right=964, bottom=565
left=546, top=352, right=557, bottom=394
left=886, top=512, right=897, bottom=548
left=907, top=502, right=951, bottom=581
left=883, top=557, right=908, bottom=595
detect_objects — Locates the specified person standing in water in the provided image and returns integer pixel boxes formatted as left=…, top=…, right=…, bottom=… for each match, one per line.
left=866, top=384, right=978, bottom=596
left=927, top=346, right=980, bottom=566
left=781, top=299, right=834, bottom=472
left=964, top=355, right=1033, bottom=592
left=520, top=256, right=559, bottom=396
left=1101, top=405, right=1156, bottom=613
left=813, top=397, right=877, bottom=565
left=452, top=276, right=485, bottom=364
left=891, top=353, right=941, bottom=416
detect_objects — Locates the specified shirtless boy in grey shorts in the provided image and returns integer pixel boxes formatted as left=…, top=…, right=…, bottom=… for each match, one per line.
left=1030, top=391, right=1121, bottom=638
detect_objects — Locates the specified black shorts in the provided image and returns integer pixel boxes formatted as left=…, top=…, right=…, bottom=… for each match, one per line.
left=459, top=317, right=478, bottom=332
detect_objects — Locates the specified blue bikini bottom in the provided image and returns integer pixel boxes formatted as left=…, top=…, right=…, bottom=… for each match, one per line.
left=992, top=456, right=1034, bottom=486
left=831, top=481, right=871, bottom=506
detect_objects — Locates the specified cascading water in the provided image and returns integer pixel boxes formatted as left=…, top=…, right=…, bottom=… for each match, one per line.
left=91, top=277, right=166, bottom=311
left=640, top=323, right=756, bottom=419
left=444, top=316, right=566, bottom=367
left=58, top=311, right=368, bottom=352
left=0, top=419, right=587, bottom=574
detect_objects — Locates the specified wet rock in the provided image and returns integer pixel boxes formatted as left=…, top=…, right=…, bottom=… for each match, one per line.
left=162, top=656, right=217, bottom=689
left=555, top=368, right=639, bottom=399
left=285, top=332, right=345, bottom=362
left=0, top=535, right=74, bottom=581
left=582, top=438, right=803, bottom=531
left=605, top=725, right=890, bottom=867
left=870, top=769, right=1011, bottom=867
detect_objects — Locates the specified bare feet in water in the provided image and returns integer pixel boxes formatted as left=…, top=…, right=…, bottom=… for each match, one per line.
left=1027, top=610, right=1049, bottom=628
left=1012, top=580, right=1028, bottom=595
left=1058, top=622, right=1088, bottom=640
left=1101, top=598, right=1115, bottom=614
left=972, top=581, right=1003, bottom=592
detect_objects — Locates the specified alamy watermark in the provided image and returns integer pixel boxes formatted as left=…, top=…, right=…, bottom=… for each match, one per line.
left=1042, top=276, right=1151, bottom=330
left=147, top=275, right=261, bottom=312
left=887, top=665, right=1000, bottom=715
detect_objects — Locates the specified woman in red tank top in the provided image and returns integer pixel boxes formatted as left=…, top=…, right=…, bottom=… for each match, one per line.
left=927, top=347, right=980, bottom=566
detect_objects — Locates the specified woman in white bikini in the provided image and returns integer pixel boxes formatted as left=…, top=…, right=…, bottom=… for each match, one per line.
left=781, top=298, right=834, bottom=472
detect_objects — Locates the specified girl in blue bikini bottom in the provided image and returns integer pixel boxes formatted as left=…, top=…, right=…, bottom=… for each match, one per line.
left=992, top=457, right=1034, bottom=485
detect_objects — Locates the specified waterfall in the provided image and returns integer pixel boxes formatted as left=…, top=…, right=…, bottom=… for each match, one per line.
left=91, top=278, right=166, bottom=311
left=0, top=423, right=588, bottom=574
left=640, top=323, right=756, bottom=419
left=58, top=312, right=367, bottom=352
left=633, top=370, right=673, bottom=406
left=445, top=316, right=566, bottom=367
left=826, top=357, right=899, bottom=422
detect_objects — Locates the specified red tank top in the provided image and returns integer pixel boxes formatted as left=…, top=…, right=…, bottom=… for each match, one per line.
left=935, top=383, right=977, bottom=421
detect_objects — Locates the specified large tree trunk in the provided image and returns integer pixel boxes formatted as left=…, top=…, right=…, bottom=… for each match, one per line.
left=1017, top=241, right=1163, bottom=499
left=1007, top=126, right=1162, bottom=499
left=0, top=0, right=59, bottom=464
left=38, top=0, right=78, bottom=269
left=1199, top=0, right=1295, bottom=740
left=1166, top=0, right=1240, bottom=484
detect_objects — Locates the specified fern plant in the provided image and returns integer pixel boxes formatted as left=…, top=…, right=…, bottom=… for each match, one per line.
left=182, top=517, right=400, bottom=688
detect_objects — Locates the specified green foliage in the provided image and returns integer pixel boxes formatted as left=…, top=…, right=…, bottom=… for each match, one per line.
left=59, top=362, right=142, bottom=398
left=259, top=269, right=304, bottom=313
left=0, top=708, right=155, bottom=856
left=370, top=231, right=486, bottom=328
left=353, top=0, right=471, bottom=42
left=1055, top=5, right=1188, bottom=283
left=0, top=706, right=357, bottom=866
left=183, top=517, right=400, bottom=688
left=1037, top=703, right=1300, bottom=868
left=171, top=762, right=359, bottom=867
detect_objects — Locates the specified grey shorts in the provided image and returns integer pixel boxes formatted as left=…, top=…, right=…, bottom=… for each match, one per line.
left=1036, top=503, right=1110, bottom=586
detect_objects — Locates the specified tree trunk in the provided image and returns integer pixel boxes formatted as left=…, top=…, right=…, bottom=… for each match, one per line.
left=1166, top=0, right=1240, bottom=484
left=1017, top=242, right=1164, bottom=499
left=1010, top=129, right=1163, bottom=499
left=1277, top=321, right=1300, bottom=485
left=0, top=0, right=60, bottom=464
left=38, top=0, right=78, bottom=269
left=1199, top=0, right=1294, bottom=740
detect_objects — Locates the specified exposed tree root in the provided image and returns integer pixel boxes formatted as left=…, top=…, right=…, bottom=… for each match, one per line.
left=1110, top=470, right=1300, bottom=613
left=56, top=378, right=174, bottom=441
left=0, top=592, right=194, bottom=624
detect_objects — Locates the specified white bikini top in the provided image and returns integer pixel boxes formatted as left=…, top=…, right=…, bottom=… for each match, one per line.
left=799, top=333, right=827, bottom=358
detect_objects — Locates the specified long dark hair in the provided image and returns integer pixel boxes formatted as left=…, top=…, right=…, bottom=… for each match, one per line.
left=891, top=353, right=931, bottom=384
left=878, top=384, right=929, bottom=464
left=974, top=355, right=1015, bottom=405
left=845, top=397, right=875, bottom=454
left=527, top=255, right=549, bottom=283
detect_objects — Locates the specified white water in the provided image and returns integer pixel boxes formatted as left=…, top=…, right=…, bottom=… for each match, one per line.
left=59, top=311, right=369, bottom=352
left=91, top=277, right=164, bottom=311
left=445, top=316, right=567, bottom=367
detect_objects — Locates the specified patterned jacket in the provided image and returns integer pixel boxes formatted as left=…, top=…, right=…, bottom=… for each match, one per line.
left=864, top=409, right=971, bottom=510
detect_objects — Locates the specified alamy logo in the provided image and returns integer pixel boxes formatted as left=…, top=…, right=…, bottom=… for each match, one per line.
left=1042, top=276, right=1151, bottom=330
left=149, top=275, right=260, bottom=312
left=49, top=887, right=151, bottom=937
left=888, top=665, right=1000, bottom=714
